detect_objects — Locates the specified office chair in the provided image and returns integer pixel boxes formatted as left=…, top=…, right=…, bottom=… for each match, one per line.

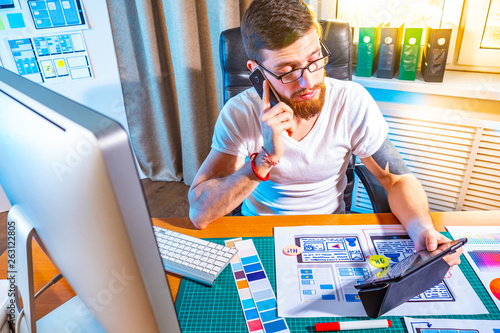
left=219, top=20, right=390, bottom=214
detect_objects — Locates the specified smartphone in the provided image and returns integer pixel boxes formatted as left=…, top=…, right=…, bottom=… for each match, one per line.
left=249, top=68, right=280, bottom=107
left=355, top=237, right=467, bottom=289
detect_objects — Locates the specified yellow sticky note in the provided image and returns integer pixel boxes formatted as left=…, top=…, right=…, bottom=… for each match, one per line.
left=369, top=254, right=390, bottom=268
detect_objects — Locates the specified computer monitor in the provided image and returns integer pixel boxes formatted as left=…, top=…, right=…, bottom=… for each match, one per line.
left=0, top=66, right=181, bottom=332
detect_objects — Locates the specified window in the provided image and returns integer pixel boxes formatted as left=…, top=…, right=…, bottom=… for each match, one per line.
left=458, top=0, right=500, bottom=68
left=308, top=0, right=500, bottom=72
left=482, top=0, right=500, bottom=48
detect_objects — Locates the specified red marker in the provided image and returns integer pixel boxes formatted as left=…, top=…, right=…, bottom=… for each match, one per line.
left=315, top=319, right=392, bottom=331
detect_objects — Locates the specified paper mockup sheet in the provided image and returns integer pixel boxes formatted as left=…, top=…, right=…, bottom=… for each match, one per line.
left=404, top=317, right=500, bottom=333
left=274, top=225, right=487, bottom=317
left=447, top=226, right=500, bottom=312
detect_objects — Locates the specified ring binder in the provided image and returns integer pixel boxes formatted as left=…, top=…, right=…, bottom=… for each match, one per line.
left=377, top=23, right=404, bottom=79
left=421, top=24, right=452, bottom=82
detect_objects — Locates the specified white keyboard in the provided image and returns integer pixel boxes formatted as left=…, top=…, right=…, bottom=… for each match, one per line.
left=153, top=226, right=238, bottom=285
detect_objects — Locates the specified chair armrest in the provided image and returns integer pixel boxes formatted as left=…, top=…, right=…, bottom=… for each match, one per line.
left=354, top=164, right=391, bottom=213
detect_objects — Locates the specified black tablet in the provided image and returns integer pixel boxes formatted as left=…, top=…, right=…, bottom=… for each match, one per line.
left=355, top=238, right=467, bottom=290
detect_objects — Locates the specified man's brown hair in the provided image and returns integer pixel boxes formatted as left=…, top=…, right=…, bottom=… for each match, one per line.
left=241, top=0, right=321, bottom=63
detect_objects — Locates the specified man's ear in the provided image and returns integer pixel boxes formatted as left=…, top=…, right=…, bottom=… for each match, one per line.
left=247, top=60, right=258, bottom=72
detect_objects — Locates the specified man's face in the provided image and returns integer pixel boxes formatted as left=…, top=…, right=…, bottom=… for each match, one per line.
left=259, top=29, right=326, bottom=119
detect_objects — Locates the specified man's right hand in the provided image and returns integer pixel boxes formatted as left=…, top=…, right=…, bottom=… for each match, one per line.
left=259, top=80, right=294, bottom=162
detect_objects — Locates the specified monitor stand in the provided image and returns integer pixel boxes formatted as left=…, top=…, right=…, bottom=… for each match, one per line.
left=9, top=206, right=106, bottom=333
left=36, top=296, right=105, bottom=332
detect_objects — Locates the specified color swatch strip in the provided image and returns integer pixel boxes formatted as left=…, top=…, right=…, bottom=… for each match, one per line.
left=469, top=250, right=500, bottom=272
left=234, top=239, right=290, bottom=333
left=463, top=234, right=500, bottom=245
left=225, top=238, right=264, bottom=333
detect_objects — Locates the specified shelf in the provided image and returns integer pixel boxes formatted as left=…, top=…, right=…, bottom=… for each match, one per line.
left=353, top=70, right=500, bottom=102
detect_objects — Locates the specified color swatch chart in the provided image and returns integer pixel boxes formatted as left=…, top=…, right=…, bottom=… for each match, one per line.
left=225, top=238, right=289, bottom=333
left=465, top=234, right=500, bottom=246
left=469, top=251, right=500, bottom=273
left=447, top=226, right=500, bottom=312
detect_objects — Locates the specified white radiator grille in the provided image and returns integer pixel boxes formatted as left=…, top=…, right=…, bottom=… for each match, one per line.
left=462, top=128, right=500, bottom=211
left=353, top=181, right=373, bottom=213
left=351, top=112, right=500, bottom=213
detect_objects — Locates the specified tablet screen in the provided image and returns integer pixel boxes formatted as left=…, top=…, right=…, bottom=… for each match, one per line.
left=357, top=238, right=467, bottom=288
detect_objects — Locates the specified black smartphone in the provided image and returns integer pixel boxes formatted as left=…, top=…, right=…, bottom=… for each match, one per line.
left=355, top=237, right=467, bottom=289
left=249, top=68, right=280, bottom=107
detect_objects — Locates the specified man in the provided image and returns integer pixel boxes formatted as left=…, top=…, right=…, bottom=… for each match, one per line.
left=188, top=0, right=460, bottom=264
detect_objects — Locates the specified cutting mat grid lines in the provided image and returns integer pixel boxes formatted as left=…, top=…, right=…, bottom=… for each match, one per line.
left=175, top=235, right=500, bottom=333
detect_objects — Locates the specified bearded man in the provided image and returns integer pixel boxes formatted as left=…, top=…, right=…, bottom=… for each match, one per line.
left=187, top=0, right=460, bottom=265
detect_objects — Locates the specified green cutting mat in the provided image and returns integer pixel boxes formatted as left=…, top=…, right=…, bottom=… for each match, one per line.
left=175, top=234, right=500, bottom=333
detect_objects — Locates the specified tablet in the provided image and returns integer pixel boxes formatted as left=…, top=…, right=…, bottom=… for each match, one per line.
left=355, top=238, right=467, bottom=290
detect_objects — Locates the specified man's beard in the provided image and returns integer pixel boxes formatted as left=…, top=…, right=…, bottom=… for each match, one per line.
left=278, top=81, right=326, bottom=120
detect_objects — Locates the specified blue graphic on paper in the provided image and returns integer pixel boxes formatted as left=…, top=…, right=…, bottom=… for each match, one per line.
left=298, top=236, right=365, bottom=262
left=338, top=266, right=370, bottom=302
left=411, top=280, right=454, bottom=302
left=28, top=0, right=84, bottom=29
left=416, top=329, right=478, bottom=333
left=298, top=266, right=337, bottom=302
left=372, top=235, right=415, bottom=263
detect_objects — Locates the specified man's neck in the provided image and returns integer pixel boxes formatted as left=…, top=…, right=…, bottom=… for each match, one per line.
left=290, top=113, right=320, bottom=141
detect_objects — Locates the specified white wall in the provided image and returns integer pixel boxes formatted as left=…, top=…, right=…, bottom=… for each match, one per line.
left=0, top=0, right=145, bottom=177
left=0, top=184, right=11, bottom=213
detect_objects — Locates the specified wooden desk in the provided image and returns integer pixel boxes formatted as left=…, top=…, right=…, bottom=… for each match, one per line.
left=1, top=211, right=499, bottom=321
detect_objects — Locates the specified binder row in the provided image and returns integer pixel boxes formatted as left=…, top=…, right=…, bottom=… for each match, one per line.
left=356, top=24, right=452, bottom=82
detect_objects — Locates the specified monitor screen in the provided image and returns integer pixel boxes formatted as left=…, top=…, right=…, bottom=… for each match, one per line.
left=0, top=66, right=181, bottom=332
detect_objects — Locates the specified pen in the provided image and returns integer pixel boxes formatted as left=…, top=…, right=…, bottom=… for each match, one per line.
left=315, top=319, right=392, bottom=331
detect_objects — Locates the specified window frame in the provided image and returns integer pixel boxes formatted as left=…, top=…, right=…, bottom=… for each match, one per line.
left=309, top=0, right=500, bottom=73
left=458, top=0, right=500, bottom=68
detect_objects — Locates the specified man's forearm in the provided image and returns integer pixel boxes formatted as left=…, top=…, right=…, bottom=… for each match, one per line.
left=189, top=152, right=273, bottom=229
left=189, top=164, right=257, bottom=228
left=386, top=174, right=435, bottom=243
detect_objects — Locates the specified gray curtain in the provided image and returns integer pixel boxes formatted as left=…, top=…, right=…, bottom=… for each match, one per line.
left=106, top=0, right=251, bottom=185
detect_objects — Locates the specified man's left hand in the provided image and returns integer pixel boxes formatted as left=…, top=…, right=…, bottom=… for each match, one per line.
left=416, top=228, right=463, bottom=267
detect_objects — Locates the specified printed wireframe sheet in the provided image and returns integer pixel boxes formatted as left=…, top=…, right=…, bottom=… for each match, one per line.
left=404, top=317, right=500, bottom=333
left=274, top=225, right=486, bottom=317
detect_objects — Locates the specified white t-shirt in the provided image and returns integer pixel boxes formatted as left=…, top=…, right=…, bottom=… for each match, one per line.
left=212, top=78, right=388, bottom=216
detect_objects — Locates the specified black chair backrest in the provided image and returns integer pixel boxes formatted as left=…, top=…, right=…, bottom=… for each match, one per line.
left=219, top=20, right=353, bottom=104
left=219, top=20, right=358, bottom=212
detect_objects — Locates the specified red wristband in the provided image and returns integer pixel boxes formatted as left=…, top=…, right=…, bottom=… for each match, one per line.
left=250, top=152, right=270, bottom=181
left=261, top=146, right=279, bottom=166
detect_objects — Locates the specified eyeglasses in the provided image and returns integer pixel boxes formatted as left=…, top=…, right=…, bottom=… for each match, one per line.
left=256, top=40, right=331, bottom=84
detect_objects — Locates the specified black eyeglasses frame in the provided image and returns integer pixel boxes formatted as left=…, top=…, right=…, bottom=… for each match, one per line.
left=254, top=39, right=331, bottom=84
